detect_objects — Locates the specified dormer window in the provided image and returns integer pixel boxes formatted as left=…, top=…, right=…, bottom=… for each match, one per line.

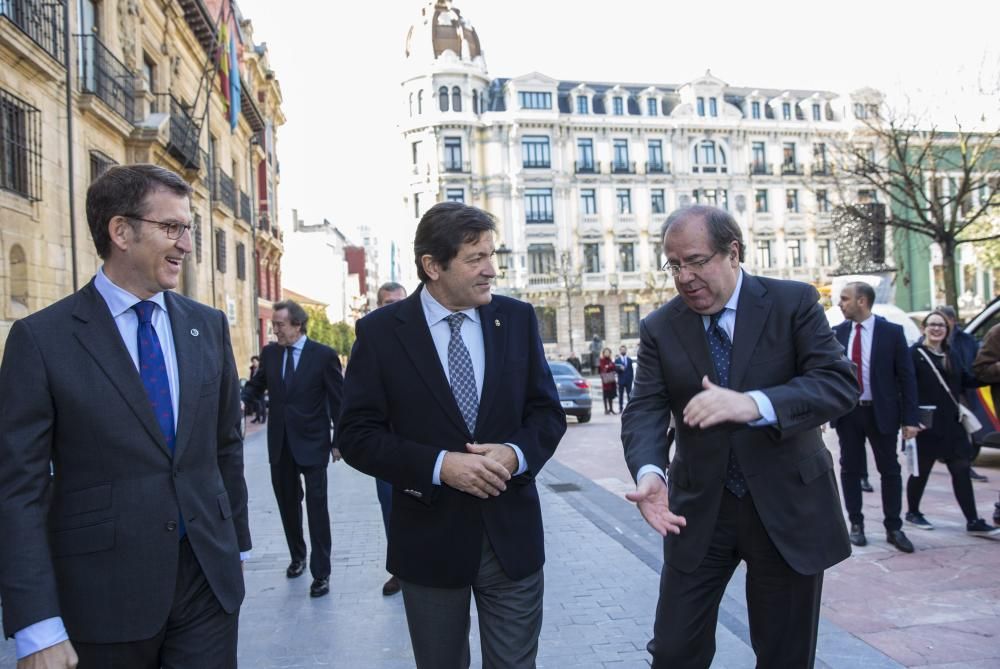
left=439, top=86, right=449, bottom=112
left=417, top=90, right=423, bottom=114
left=781, top=102, right=791, bottom=120
left=709, top=98, right=718, bottom=117
left=751, top=101, right=761, bottom=119
left=613, top=96, right=624, bottom=115
left=577, top=96, right=589, bottom=114
left=647, top=98, right=658, bottom=116
left=518, top=91, right=552, bottom=109
left=812, top=103, right=821, bottom=121
left=452, top=86, right=462, bottom=112
left=696, top=97, right=705, bottom=116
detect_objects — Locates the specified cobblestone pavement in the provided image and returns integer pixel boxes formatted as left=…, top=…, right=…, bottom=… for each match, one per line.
left=3, top=407, right=998, bottom=667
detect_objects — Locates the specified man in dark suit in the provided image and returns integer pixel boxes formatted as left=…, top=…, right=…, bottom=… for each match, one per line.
left=0, top=164, right=250, bottom=668
left=833, top=281, right=920, bottom=552
left=242, top=299, right=342, bottom=598
left=622, top=205, right=858, bottom=668
left=337, top=202, right=566, bottom=668
left=614, top=344, right=635, bottom=412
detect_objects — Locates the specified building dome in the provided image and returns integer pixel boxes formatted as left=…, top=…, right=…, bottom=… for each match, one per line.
left=405, top=0, right=483, bottom=63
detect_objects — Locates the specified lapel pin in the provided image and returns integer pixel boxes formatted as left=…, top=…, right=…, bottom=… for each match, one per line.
left=494, top=319, right=501, bottom=327
left=190, top=328, right=199, bottom=337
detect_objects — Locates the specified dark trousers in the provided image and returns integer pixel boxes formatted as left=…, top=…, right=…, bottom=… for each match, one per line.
left=400, top=535, right=543, bottom=669
left=270, top=442, right=331, bottom=578
left=836, top=406, right=903, bottom=531
left=649, top=491, right=823, bottom=669
left=907, top=449, right=978, bottom=521
left=376, top=478, right=392, bottom=539
left=617, top=382, right=632, bottom=411
left=74, top=537, right=238, bottom=668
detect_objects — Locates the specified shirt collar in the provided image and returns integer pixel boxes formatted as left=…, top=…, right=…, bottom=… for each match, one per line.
left=286, top=334, right=308, bottom=351
left=857, top=314, right=876, bottom=331
left=94, top=266, right=168, bottom=318
left=420, top=285, right=481, bottom=327
left=721, top=269, right=744, bottom=315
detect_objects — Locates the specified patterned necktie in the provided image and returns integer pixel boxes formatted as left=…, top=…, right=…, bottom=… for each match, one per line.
left=708, top=311, right=748, bottom=498
left=132, top=301, right=184, bottom=536
left=446, top=313, right=479, bottom=434
left=283, top=345, right=296, bottom=388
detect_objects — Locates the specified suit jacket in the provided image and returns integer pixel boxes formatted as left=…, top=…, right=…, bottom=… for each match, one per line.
left=0, top=280, right=250, bottom=643
left=336, top=287, right=566, bottom=588
left=615, top=354, right=635, bottom=387
left=622, top=274, right=857, bottom=576
left=831, top=316, right=919, bottom=434
left=243, top=338, right=342, bottom=467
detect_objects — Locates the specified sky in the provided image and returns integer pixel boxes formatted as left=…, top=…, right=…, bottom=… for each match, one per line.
left=236, top=0, right=999, bottom=283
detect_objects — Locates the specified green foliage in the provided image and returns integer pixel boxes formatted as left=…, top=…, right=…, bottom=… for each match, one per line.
left=328, top=321, right=356, bottom=356
left=304, top=306, right=356, bottom=357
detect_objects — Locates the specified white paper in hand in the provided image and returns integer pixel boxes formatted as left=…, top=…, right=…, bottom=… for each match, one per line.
left=903, top=438, right=919, bottom=477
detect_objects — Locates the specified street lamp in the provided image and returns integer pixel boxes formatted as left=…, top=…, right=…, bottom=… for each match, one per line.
left=495, top=243, right=512, bottom=275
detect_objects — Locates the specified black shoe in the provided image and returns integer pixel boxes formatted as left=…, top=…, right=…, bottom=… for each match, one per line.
left=286, top=560, right=305, bottom=578
left=310, top=576, right=330, bottom=597
left=887, top=529, right=914, bottom=553
left=966, top=518, right=1000, bottom=537
left=905, top=511, right=934, bottom=530
left=969, top=468, right=989, bottom=482
left=860, top=476, right=874, bottom=493
left=382, top=575, right=401, bottom=596
left=849, top=523, right=866, bottom=547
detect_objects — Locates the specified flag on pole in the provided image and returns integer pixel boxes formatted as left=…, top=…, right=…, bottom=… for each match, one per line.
left=229, top=31, right=241, bottom=131
left=217, top=20, right=231, bottom=115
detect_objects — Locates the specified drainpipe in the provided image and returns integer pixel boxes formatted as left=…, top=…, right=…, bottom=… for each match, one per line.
left=63, top=1, right=78, bottom=290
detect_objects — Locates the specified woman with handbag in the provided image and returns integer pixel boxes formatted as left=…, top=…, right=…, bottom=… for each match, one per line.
left=598, top=347, right=618, bottom=415
left=907, top=310, right=999, bottom=536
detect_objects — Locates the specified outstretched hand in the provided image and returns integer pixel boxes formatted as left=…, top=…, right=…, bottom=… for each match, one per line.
left=625, top=473, right=686, bottom=537
left=683, top=376, right=762, bottom=428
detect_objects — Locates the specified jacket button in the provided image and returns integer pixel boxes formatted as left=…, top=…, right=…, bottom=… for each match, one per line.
left=166, top=521, right=177, bottom=531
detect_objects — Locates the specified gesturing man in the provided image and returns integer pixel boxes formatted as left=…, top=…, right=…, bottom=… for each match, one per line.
left=0, top=164, right=250, bottom=668
left=622, top=205, right=858, bottom=668
left=337, top=202, right=566, bottom=668
left=242, top=300, right=343, bottom=598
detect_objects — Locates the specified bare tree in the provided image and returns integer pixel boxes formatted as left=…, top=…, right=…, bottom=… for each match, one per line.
left=832, top=112, right=1000, bottom=307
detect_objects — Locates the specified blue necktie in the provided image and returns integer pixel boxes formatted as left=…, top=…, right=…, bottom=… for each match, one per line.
left=708, top=311, right=748, bottom=498
left=446, top=313, right=479, bottom=434
left=132, top=301, right=184, bottom=536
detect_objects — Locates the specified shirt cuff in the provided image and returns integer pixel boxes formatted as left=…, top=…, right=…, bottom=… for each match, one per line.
left=746, top=390, right=777, bottom=426
left=432, top=449, right=447, bottom=486
left=15, top=617, right=68, bottom=660
left=240, top=551, right=252, bottom=561
left=637, top=464, right=668, bottom=483
left=505, top=443, right=527, bottom=476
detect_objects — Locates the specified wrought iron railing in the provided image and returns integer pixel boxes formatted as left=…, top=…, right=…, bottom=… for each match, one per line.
left=749, top=162, right=770, bottom=175
left=575, top=160, right=599, bottom=174
left=239, top=190, right=251, bottom=224
left=76, top=34, right=136, bottom=123
left=0, top=0, right=65, bottom=61
left=153, top=93, right=200, bottom=169
left=611, top=161, right=636, bottom=174
left=214, top=168, right=235, bottom=212
left=0, top=87, right=42, bottom=200
left=645, top=161, right=671, bottom=175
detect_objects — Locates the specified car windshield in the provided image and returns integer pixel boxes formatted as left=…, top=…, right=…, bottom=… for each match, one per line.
left=548, top=362, right=578, bottom=377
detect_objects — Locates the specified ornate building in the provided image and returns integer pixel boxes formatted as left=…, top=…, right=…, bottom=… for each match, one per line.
left=401, top=0, right=883, bottom=357
left=0, top=0, right=284, bottom=368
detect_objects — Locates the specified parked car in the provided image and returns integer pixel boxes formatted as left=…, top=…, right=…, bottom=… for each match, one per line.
left=965, top=297, right=1000, bottom=452
left=548, top=360, right=592, bottom=423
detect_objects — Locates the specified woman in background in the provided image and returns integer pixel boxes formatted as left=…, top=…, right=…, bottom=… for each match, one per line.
left=598, top=347, right=618, bottom=415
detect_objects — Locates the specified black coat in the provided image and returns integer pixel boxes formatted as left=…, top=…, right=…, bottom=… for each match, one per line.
left=912, top=344, right=979, bottom=459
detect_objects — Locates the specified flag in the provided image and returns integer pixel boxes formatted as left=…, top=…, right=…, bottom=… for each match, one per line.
left=229, top=31, right=241, bottom=131
left=217, top=20, right=230, bottom=115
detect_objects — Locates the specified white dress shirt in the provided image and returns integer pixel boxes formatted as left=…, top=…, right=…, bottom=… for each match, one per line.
left=846, top=314, right=875, bottom=402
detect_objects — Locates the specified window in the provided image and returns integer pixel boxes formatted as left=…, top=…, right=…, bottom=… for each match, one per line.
left=472, top=90, right=477, bottom=114
left=755, top=239, right=773, bottom=268
left=89, top=150, right=117, bottom=183
left=451, top=86, right=462, bottom=112
left=620, top=303, right=640, bottom=338
left=1, top=89, right=41, bottom=200
left=813, top=143, right=827, bottom=172
left=583, top=243, right=601, bottom=273
left=755, top=189, right=768, bottom=213
left=613, top=96, right=624, bottom=115
left=647, top=98, right=658, bottom=116
left=786, top=239, right=802, bottom=267
left=751, top=141, right=766, bottom=173
left=786, top=189, right=799, bottom=212
left=8, top=244, right=27, bottom=308
left=651, top=189, right=665, bottom=214
left=215, top=229, right=227, bottom=273
left=782, top=143, right=797, bottom=172
left=812, top=103, right=821, bottom=121
left=647, top=140, right=664, bottom=172
left=751, top=101, right=761, bottom=119
left=521, top=136, right=551, bottom=168
left=524, top=188, right=554, bottom=223
left=576, top=96, right=589, bottom=114
left=580, top=188, right=597, bottom=214
left=693, top=188, right=729, bottom=210
left=411, top=140, right=420, bottom=165
left=445, top=188, right=464, bottom=202
left=818, top=239, right=833, bottom=266
left=417, top=90, right=423, bottom=114
left=236, top=242, right=246, bottom=280
left=816, top=189, right=830, bottom=212
left=854, top=102, right=865, bottom=119
left=619, top=242, right=636, bottom=272
left=616, top=188, right=632, bottom=214
left=443, top=137, right=462, bottom=171
left=782, top=102, right=791, bottom=120
left=693, top=140, right=727, bottom=173
left=142, top=55, right=157, bottom=93
left=193, top=213, right=202, bottom=263
left=858, top=189, right=877, bottom=204
left=409, top=92, right=413, bottom=117
left=584, top=304, right=605, bottom=340
left=696, top=97, right=705, bottom=116
left=518, top=91, right=552, bottom=109
left=413, top=192, right=421, bottom=219
left=613, top=139, right=630, bottom=171
left=709, top=97, right=718, bottom=117
left=439, top=86, right=449, bottom=112
left=528, top=244, right=556, bottom=274
left=576, top=138, right=595, bottom=171
left=535, top=306, right=557, bottom=343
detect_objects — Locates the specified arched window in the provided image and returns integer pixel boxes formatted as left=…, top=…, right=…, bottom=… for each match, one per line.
left=8, top=244, right=28, bottom=315
left=409, top=92, right=413, bottom=117
left=452, top=86, right=462, bottom=112
left=417, top=90, right=423, bottom=114
left=692, top=140, right=728, bottom=174
left=472, top=90, right=478, bottom=114
left=439, top=86, right=449, bottom=112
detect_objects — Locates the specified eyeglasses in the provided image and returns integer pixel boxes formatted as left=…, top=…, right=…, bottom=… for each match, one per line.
left=661, top=251, right=719, bottom=277
left=123, top=215, right=193, bottom=240
left=924, top=322, right=947, bottom=329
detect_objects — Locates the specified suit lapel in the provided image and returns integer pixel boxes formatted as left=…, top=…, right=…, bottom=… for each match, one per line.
left=477, top=300, right=506, bottom=434
left=667, top=301, right=716, bottom=384
left=729, top=274, right=772, bottom=390
left=71, top=281, right=172, bottom=459
left=166, top=292, right=203, bottom=461
left=394, top=288, right=471, bottom=436
left=835, top=322, right=850, bottom=352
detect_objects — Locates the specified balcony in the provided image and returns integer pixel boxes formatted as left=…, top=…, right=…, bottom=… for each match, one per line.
left=781, top=163, right=805, bottom=176
left=611, top=160, right=636, bottom=175
left=257, top=212, right=270, bottom=233
left=1, top=0, right=65, bottom=62
left=239, top=190, right=252, bottom=224
left=213, top=168, right=235, bottom=212
left=442, top=160, right=470, bottom=173
left=153, top=93, right=200, bottom=170
left=522, top=160, right=551, bottom=169
left=645, top=161, right=670, bottom=175
left=76, top=34, right=136, bottom=124
left=692, top=164, right=728, bottom=174
left=575, top=160, right=599, bottom=174
left=749, top=162, right=771, bottom=175
left=528, top=274, right=559, bottom=287
left=811, top=162, right=831, bottom=176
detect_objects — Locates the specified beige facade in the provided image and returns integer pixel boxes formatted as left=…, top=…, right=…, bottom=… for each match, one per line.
left=0, top=0, right=284, bottom=371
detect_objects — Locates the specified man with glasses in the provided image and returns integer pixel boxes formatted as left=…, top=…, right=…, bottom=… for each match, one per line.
left=622, top=205, right=858, bottom=668
left=0, top=164, right=250, bottom=667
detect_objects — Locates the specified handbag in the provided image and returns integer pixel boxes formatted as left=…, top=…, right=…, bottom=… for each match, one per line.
left=916, top=347, right=983, bottom=435
left=600, top=371, right=617, bottom=384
